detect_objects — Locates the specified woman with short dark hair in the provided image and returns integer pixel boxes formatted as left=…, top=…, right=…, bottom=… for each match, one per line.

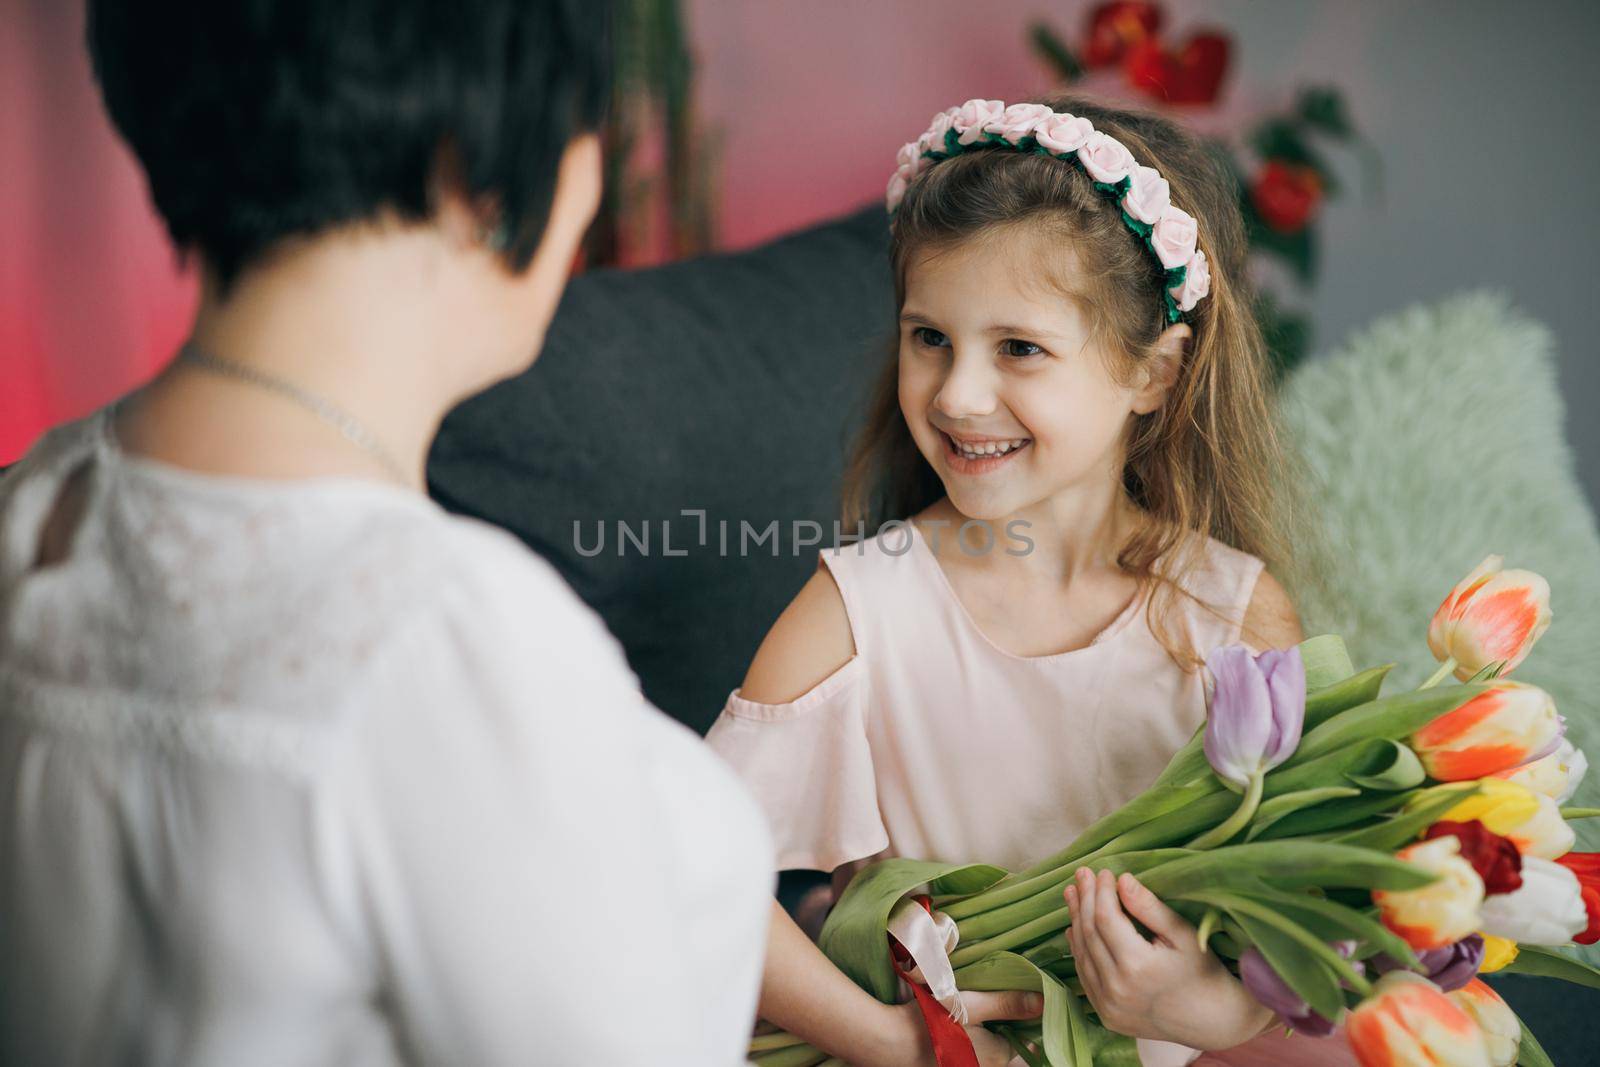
left=0, top=3, right=773, bottom=1063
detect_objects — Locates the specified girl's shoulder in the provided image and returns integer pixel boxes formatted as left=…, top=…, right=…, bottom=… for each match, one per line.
left=1158, top=532, right=1270, bottom=632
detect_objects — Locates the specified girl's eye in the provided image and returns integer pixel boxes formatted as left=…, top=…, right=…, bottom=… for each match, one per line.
left=1001, top=339, right=1044, bottom=359
left=912, top=326, right=950, bottom=348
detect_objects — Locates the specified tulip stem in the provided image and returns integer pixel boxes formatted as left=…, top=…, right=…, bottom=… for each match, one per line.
left=1418, top=658, right=1457, bottom=690
left=1186, top=772, right=1263, bottom=850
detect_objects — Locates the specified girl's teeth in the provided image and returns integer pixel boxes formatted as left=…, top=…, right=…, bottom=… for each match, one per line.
left=954, top=436, right=1028, bottom=459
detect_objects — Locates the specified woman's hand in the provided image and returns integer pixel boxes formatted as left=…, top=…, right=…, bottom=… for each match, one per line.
left=890, top=990, right=1046, bottom=1067
left=1064, top=868, right=1274, bottom=1051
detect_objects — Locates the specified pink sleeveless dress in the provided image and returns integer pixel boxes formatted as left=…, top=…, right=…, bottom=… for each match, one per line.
left=706, top=521, right=1360, bottom=1066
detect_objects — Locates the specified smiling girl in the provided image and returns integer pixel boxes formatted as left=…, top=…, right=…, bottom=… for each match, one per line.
left=706, top=94, right=1353, bottom=1066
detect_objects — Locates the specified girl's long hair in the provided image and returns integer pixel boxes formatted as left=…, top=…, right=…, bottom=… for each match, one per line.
left=840, top=92, right=1306, bottom=669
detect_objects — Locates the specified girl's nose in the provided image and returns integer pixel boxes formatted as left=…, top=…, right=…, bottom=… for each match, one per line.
left=933, top=355, right=999, bottom=420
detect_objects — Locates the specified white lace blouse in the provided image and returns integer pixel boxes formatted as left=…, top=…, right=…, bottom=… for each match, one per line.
left=0, top=403, right=773, bottom=1066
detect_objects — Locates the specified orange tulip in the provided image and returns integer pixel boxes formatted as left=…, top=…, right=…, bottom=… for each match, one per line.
left=1374, top=836, right=1485, bottom=951
left=1426, top=555, right=1550, bottom=684
left=1448, top=979, right=1519, bottom=1067
left=1346, top=971, right=1491, bottom=1067
left=1410, top=682, right=1561, bottom=781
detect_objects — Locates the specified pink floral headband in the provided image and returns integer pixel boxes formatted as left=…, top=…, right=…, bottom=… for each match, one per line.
left=887, top=99, right=1211, bottom=324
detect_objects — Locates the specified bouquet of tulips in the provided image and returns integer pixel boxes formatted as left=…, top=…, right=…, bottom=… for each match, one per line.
left=751, top=555, right=1600, bottom=1067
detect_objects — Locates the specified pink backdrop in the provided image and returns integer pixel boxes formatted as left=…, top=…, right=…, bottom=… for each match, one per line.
left=8, top=0, right=1596, bottom=512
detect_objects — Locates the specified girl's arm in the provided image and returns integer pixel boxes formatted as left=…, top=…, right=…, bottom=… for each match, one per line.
left=744, top=564, right=1042, bottom=1067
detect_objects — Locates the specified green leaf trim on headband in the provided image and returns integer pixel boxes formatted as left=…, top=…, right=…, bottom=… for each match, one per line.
left=913, top=127, right=1191, bottom=326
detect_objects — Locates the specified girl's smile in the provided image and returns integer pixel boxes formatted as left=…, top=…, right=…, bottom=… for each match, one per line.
left=938, top=429, right=1033, bottom=475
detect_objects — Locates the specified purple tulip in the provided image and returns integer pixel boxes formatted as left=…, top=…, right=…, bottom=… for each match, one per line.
left=1203, top=644, right=1307, bottom=788
left=1371, top=934, right=1484, bottom=993
left=1239, top=941, right=1363, bottom=1038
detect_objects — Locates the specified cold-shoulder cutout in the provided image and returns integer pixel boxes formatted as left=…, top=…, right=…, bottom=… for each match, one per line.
left=737, top=558, right=857, bottom=706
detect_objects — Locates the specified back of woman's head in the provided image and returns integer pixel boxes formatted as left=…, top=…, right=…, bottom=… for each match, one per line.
left=844, top=92, right=1300, bottom=665
left=87, top=0, right=612, bottom=291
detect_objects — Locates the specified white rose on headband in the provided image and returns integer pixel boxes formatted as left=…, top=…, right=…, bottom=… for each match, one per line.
left=896, top=141, right=926, bottom=177
left=1152, top=206, right=1199, bottom=270
left=985, top=102, right=1054, bottom=145
left=1123, top=165, right=1171, bottom=225
left=1079, top=131, right=1136, bottom=184
left=887, top=169, right=910, bottom=212
left=1034, top=113, right=1094, bottom=155
left=954, top=98, right=1006, bottom=145
left=919, top=107, right=960, bottom=154
left=1171, top=250, right=1211, bottom=312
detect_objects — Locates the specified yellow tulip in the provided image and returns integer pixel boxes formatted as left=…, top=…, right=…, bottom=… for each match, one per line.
left=1414, top=777, right=1575, bottom=860
left=1476, top=934, right=1518, bottom=973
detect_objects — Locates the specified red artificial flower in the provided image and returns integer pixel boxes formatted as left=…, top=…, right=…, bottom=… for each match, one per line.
left=1123, top=31, right=1231, bottom=106
left=1424, top=820, right=1523, bottom=896
left=1555, top=852, right=1600, bottom=945
left=1083, top=1, right=1163, bottom=68
left=1250, top=161, right=1324, bottom=234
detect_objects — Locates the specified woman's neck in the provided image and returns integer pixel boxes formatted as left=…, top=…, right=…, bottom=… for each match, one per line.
left=115, top=227, right=524, bottom=492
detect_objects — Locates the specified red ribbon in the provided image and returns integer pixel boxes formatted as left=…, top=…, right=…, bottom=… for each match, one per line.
left=889, top=896, right=978, bottom=1067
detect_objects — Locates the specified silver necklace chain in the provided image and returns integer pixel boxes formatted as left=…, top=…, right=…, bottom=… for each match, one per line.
left=175, top=343, right=411, bottom=487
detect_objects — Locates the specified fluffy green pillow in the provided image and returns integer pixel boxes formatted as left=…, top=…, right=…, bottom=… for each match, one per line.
left=1280, top=290, right=1600, bottom=860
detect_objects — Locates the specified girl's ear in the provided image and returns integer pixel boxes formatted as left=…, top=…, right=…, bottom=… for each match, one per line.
left=1131, top=322, right=1191, bottom=415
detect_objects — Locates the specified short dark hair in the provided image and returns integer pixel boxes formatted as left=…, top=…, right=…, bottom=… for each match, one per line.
left=87, top=0, right=611, bottom=290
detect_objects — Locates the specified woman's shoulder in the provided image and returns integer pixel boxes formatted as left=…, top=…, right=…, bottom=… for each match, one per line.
left=386, top=509, right=633, bottom=674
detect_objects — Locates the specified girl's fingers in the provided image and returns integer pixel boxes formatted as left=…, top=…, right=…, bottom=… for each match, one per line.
left=1065, top=893, right=1102, bottom=1003
left=1072, top=868, right=1121, bottom=976
left=1115, top=872, right=1192, bottom=946
left=1093, top=868, right=1152, bottom=961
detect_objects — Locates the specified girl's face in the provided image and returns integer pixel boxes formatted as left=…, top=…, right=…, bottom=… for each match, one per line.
left=897, top=230, right=1171, bottom=524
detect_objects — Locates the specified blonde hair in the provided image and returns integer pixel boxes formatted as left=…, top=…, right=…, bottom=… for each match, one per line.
left=840, top=92, right=1304, bottom=669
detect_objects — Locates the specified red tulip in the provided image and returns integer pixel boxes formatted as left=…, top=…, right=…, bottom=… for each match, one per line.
left=1083, top=1, right=1162, bottom=68
left=1554, top=852, right=1600, bottom=945
left=1250, top=161, right=1323, bottom=234
left=1423, top=821, right=1522, bottom=896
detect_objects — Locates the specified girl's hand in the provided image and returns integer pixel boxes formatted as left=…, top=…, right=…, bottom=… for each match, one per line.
left=1065, top=868, right=1274, bottom=1051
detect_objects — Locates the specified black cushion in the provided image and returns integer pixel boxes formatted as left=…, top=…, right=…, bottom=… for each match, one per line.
left=427, top=205, right=893, bottom=735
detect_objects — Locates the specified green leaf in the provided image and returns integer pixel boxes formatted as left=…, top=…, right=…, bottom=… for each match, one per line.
left=1305, top=665, right=1393, bottom=731
left=1028, top=22, right=1083, bottom=82
left=1253, top=788, right=1410, bottom=841
left=962, top=954, right=1094, bottom=1067
left=818, top=859, right=1007, bottom=1002
left=1040, top=969, right=1095, bottom=1067
left=1512, top=1007, right=1556, bottom=1067
left=1299, top=634, right=1355, bottom=691
left=1331, top=784, right=1479, bottom=851
left=1343, top=740, right=1426, bottom=791
left=1296, top=87, right=1354, bottom=138
left=1242, top=884, right=1418, bottom=969
left=1226, top=904, right=1347, bottom=1020
left=1502, top=944, right=1600, bottom=990
left=1246, top=787, right=1362, bottom=841
left=1139, top=841, right=1435, bottom=898
left=1289, top=684, right=1490, bottom=765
